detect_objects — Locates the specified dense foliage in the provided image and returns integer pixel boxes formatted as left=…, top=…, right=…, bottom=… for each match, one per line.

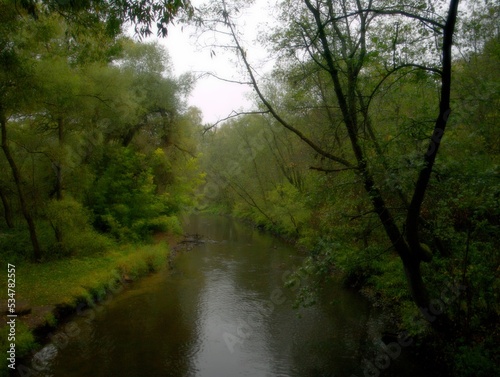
left=0, top=0, right=202, bottom=263
left=1, top=0, right=498, bottom=375
left=197, top=1, right=499, bottom=375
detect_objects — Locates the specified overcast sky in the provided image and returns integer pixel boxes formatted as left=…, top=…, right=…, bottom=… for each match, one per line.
left=149, top=0, right=272, bottom=125
left=160, top=30, right=252, bottom=125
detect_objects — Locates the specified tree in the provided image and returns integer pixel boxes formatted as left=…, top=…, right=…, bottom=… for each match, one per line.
left=0, top=0, right=198, bottom=260
left=199, top=0, right=462, bottom=324
left=0, top=1, right=43, bottom=260
left=17, top=0, right=194, bottom=38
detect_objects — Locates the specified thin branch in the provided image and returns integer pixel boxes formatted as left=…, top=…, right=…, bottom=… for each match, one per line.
left=324, top=7, right=445, bottom=31
left=309, top=165, right=359, bottom=173
left=198, top=71, right=253, bottom=85
left=212, top=169, right=276, bottom=226
left=365, top=63, right=442, bottom=114
left=222, top=0, right=353, bottom=169
left=298, top=26, right=330, bottom=72
left=347, top=209, right=377, bottom=221
left=395, top=63, right=442, bottom=75
left=203, top=110, right=271, bottom=133
left=172, top=143, right=196, bottom=158
left=368, top=8, right=445, bottom=31
left=76, top=93, right=113, bottom=108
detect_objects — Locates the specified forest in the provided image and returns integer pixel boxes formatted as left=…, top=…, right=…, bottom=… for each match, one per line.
left=1, top=1, right=499, bottom=376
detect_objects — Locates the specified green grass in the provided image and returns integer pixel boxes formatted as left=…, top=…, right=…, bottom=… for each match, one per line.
left=2, top=242, right=170, bottom=307
left=0, top=322, right=36, bottom=377
left=0, top=242, right=170, bottom=377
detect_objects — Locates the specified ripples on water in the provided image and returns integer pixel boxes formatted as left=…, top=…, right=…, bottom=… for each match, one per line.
left=44, top=214, right=437, bottom=377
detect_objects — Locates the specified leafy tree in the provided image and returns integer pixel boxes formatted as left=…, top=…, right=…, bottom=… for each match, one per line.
left=0, top=1, right=42, bottom=260
left=17, top=0, right=194, bottom=37
left=198, top=1, right=499, bottom=371
left=0, top=0, right=201, bottom=260
left=200, top=0, right=462, bottom=321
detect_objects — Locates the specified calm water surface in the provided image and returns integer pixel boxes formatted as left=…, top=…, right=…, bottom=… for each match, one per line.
left=45, top=214, right=437, bottom=377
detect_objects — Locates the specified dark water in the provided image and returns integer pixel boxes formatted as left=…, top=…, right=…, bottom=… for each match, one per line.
left=38, top=214, right=437, bottom=377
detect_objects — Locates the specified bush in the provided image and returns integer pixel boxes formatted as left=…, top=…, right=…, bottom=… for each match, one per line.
left=453, top=345, right=499, bottom=377
left=88, top=147, right=171, bottom=241
left=131, top=215, right=183, bottom=238
left=44, top=197, right=114, bottom=258
left=116, top=243, right=169, bottom=278
left=0, top=227, right=33, bottom=264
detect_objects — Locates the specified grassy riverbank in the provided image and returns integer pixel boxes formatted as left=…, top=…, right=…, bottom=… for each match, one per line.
left=1, top=242, right=171, bottom=376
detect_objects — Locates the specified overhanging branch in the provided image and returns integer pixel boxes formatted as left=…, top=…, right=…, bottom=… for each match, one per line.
left=203, top=110, right=271, bottom=133
left=221, top=0, right=354, bottom=169
left=309, top=165, right=359, bottom=173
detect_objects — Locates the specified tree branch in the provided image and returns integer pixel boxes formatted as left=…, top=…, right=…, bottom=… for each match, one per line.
left=324, top=7, right=445, bottom=31
left=309, top=165, right=359, bottom=173
left=197, top=71, right=253, bottom=85
left=203, top=110, right=271, bottom=133
left=221, top=0, right=354, bottom=169
left=406, top=0, right=460, bottom=255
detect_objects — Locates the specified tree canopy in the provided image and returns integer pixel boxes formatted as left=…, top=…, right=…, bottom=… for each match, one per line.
left=1, top=0, right=498, bottom=375
left=0, top=0, right=202, bottom=261
left=196, top=1, right=499, bottom=375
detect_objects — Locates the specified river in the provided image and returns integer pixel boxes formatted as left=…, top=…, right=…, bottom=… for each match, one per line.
left=43, top=214, right=439, bottom=376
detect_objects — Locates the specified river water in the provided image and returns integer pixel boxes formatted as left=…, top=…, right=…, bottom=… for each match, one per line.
left=43, top=214, right=438, bottom=377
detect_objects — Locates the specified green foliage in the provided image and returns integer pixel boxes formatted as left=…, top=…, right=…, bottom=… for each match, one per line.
left=15, top=0, right=193, bottom=38
left=0, top=4, right=201, bottom=260
left=0, top=321, right=37, bottom=375
left=0, top=227, right=34, bottom=264
left=199, top=4, right=499, bottom=374
left=200, top=114, right=311, bottom=238
left=88, top=147, right=172, bottom=241
left=44, top=197, right=114, bottom=257
left=453, top=344, right=500, bottom=377
left=265, top=182, right=309, bottom=236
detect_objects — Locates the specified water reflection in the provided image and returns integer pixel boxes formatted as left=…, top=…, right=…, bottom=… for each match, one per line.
left=47, top=214, right=435, bottom=377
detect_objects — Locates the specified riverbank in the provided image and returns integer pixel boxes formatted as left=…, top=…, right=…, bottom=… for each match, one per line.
left=36, top=213, right=427, bottom=377
left=197, top=210, right=499, bottom=377
left=0, top=239, right=178, bottom=377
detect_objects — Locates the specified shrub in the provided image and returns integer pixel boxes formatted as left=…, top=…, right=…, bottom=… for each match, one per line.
left=453, top=345, right=499, bottom=377
left=43, top=197, right=114, bottom=257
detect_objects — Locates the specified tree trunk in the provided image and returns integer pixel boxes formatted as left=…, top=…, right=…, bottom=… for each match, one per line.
left=55, top=116, right=64, bottom=201
left=305, top=0, right=432, bottom=312
left=1, top=110, right=42, bottom=261
left=0, top=186, right=14, bottom=228
left=54, top=116, right=64, bottom=243
left=406, top=0, right=460, bottom=258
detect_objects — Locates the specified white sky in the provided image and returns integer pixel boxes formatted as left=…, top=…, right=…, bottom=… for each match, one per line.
left=161, top=28, right=253, bottom=125
left=149, top=0, right=273, bottom=125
